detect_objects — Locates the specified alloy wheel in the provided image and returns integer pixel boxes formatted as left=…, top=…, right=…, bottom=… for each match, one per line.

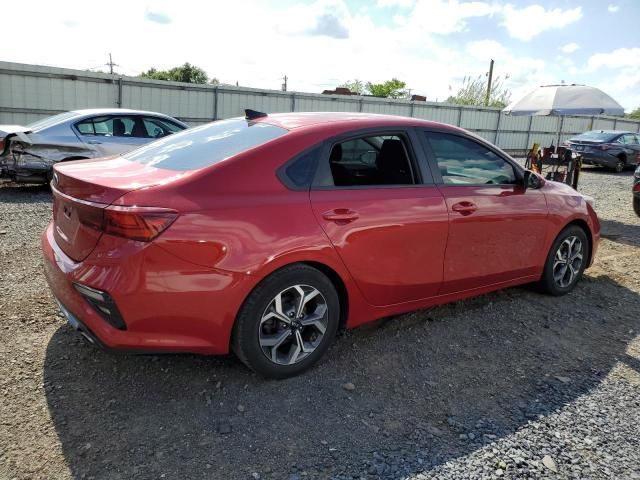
left=552, top=236, right=583, bottom=288
left=258, top=285, right=328, bottom=365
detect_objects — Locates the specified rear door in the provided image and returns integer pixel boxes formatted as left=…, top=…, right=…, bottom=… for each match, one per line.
left=74, top=115, right=148, bottom=155
left=309, top=129, right=449, bottom=306
left=421, top=130, right=550, bottom=294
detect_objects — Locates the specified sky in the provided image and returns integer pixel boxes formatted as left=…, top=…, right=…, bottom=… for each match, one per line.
left=4, top=0, right=639, bottom=111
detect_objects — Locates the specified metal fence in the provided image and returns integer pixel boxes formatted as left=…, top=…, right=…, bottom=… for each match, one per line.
left=2, top=61, right=639, bottom=153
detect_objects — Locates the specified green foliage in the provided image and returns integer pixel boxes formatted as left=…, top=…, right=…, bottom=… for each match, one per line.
left=627, top=106, right=640, bottom=120
left=365, top=78, right=408, bottom=99
left=339, top=79, right=366, bottom=95
left=140, top=63, right=209, bottom=84
left=447, top=75, right=511, bottom=108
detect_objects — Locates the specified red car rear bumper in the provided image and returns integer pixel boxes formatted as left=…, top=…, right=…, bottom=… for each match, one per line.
left=41, top=223, right=255, bottom=354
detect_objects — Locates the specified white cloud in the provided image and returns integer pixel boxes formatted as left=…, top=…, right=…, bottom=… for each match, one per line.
left=376, top=0, right=414, bottom=7
left=587, top=48, right=640, bottom=71
left=501, top=4, right=583, bottom=41
left=408, top=0, right=500, bottom=35
left=560, top=43, right=580, bottom=54
left=607, top=4, right=619, bottom=13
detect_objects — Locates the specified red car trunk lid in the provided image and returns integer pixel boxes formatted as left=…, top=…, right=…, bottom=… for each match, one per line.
left=52, top=156, right=187, bottom=261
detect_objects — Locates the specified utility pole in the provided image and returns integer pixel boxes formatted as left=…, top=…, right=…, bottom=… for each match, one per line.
left=105, top=53, right=119, bottom=75
left=282, top=75, right=288, bottom=92
left=485, top=59, right=494, bottom=106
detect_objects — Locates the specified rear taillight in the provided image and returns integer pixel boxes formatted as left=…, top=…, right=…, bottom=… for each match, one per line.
left=103, top=206, right=178, bottom=242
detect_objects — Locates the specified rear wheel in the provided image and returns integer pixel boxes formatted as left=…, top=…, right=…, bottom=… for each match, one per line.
left=634, top=196, right=640, bottom=217
left=614, top=157, right=625, bottom=173
left=538, top=226, right=589, bottom=296
left=232, top=264, right=340, bottom=379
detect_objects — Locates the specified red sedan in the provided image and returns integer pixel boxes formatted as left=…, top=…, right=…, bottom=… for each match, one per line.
left=42, top=111, right=600, bottom=378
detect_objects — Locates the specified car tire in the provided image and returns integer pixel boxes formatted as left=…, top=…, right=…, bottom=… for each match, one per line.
left=232, top=264, right=340, bottom=379
left=538, top=226, right=589, bottom=296
left=614, top=158, right=625, bottom=173
left=634, top=196, right=640, bottom=217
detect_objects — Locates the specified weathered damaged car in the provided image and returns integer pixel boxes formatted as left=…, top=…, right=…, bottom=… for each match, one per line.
left=0, top=109, right=188, bottom=184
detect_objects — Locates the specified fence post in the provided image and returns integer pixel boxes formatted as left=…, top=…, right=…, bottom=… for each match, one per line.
left=410, top=101, right=414, bottom=118
left=456, top=106, right=463, bottom=127
left=589, top=116, right=594, bottom=131
left=494, top=111, right=502, bottom=146
left=291, top=93, right=296, bottom=112
left=359, top=98, right=364, bottom=112
left=117, top=77, right=122, bottom=108
left=525, top=116, right=533, bottom=151
left=213, top=87, right=218, bottom=121
left=613, top=117, right=618, bottom=130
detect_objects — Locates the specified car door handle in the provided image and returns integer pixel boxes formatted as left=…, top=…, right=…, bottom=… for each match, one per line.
left=87, top=140, right=102, bottom=145
left=451, top=201, right=477, bottom=215
left=322, top=209, right=359, bottom=223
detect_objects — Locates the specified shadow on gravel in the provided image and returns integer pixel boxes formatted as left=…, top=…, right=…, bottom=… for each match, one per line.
left=600, top=218, right=640, bottom=247
left=0, top=183, right=51, bottom=202
left=44, top=274, right=640, bottom=480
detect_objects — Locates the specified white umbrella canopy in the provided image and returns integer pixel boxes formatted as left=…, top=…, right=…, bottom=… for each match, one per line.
left=503, top=84, right=625, bottom=116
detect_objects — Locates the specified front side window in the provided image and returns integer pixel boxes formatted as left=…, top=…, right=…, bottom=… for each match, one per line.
left=142, top=117, right=184, bottom=138
left=425, top=132, right=516, bottom=185
left=327, top=134, right=415, bottom=187
left=123, top=118, right=287, bottom=171
left=622, top=134, right=638, bottom=145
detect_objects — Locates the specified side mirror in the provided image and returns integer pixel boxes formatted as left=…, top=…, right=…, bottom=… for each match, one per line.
left=523, top=170, right=542, bottom=190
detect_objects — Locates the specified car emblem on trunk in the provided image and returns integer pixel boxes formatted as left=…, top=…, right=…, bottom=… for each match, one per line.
left=53, top=172, right=59, bottom=186
left=63, top=205, right=72, bottom=219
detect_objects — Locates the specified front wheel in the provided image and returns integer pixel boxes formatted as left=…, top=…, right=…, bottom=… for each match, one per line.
left=538, top=226, right=589, bottom=296
left=614, top=158, right=625, bottom=173
left=232, top=264, right=340, bottom=379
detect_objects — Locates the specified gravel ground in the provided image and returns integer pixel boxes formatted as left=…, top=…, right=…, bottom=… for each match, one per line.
left=1, top=165, right=639, bottom=480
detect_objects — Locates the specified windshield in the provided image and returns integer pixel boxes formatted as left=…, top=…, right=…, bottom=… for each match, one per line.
left=572, top=131, right=618, bottom=143
left=123, top=118, right=288, bottom=171
left=27, top=111, right=82, bottom=131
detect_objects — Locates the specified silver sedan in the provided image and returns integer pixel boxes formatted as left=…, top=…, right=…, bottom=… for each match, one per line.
left=0, top=108, right=188, bottom=183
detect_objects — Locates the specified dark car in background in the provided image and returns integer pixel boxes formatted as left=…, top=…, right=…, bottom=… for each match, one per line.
left=0, top=109, right=188, bottom=184
left=568, top=130, right=640, bottom=173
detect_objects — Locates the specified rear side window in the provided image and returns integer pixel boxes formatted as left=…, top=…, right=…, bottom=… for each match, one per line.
left=325, top=134, right=415, bottom=187
left=123, top=118, right=287, bottom=171
left=280, top=146, right=321, bottom=189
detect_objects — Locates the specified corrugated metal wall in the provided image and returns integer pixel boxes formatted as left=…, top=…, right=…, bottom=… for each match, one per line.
left=2, top=61, right=639, bottom=152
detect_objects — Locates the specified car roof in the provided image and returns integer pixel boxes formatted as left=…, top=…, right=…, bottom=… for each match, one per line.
left=255, top=111, right=462, bottom=133
left=580, top=130, right=633, bottom=135
left=70, top=108, right=179, bottom=118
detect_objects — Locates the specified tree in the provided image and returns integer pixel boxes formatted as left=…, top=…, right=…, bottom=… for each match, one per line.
left=627, top=106, right=640, bottom=120
left=366, top=78, right=408, bottom=99
left=339, top=79, right=365, bottom=95
left=447, top=75, right=511, bottom=108
left=140, top=63, right=209, bottom=84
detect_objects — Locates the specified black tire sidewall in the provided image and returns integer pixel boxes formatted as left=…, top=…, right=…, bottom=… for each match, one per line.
left=634, top=196, right=640, bottom=218
left=540, top=226, right=589, bottom=296
left=232, top=265, right=340, bottom=379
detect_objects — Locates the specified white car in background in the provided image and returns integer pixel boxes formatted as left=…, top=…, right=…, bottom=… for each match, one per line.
left=0, top=108, right=188, bottom=184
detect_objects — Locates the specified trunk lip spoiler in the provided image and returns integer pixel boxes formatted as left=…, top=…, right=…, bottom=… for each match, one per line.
left=50, top=182, right=109, bottom=208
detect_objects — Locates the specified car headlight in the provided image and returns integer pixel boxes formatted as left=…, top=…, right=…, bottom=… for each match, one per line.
left=581, top=193, right=596, bottom=209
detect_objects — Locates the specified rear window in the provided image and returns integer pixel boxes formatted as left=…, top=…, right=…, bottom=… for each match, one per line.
left=27, top=111, right=81, bottom=132
left=123, top=118, right=288, bottom=171
left=572, top=131, right=617, bottom=142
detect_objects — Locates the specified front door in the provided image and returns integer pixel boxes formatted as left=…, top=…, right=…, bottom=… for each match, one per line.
left=422, top=130, right=550, bottom=294
left=310, top=131, right=449, bottom=306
